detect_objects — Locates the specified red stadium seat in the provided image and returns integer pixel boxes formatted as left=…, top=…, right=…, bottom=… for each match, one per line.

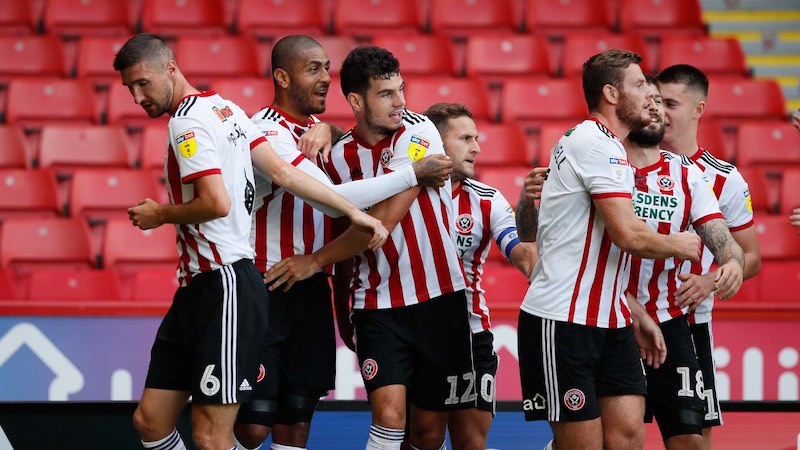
left=5, top=78, right=96, bottom=128
left=333, top=0, right=421, bottom=38
left=140, top=0, right=227, bottom=38
left=465, top=35, right=551, bottom=80
left=130, top=267, right=179, bottom=301
left=106, top=82, right=167, bottom=129
left=480, top=261, right=530, bottom=307
left=0, top=269, right=17, bottom=299
left=476, top=166, right=530, bottom=205
left=780, top=169, right=800, bottom=216
left=525, top=0, right=613, bottom=35
left=102, top=218, right=176, bottom=270
left=372, top=35, right=456, bottom=76
left=27, top=269, right=122, bottom=301
left=0, top=126, right=29, bottom=168
left=758, top=262, right=800, bottom=303
left=560, top=34, right=649, bottom=77
left=76, top=36, right=132, bottom=87
left=659, top=37, right=747, bottom=76
left=706, top=78, right=785, bottom=122
left=236, top=0, right=326, bottom=38
left=737, top=167, right=774, bottom=214
left=0, top=36, right=66, bottom=83
left=474, top=121, right=529, bottom=166
left=501, top=78, right=587, bottom=123
left=69, top=169, right=160, bottom=222
left=695, top=119, right=731, bottom=161
left=0, top=218, right=94, bottom=269
left=736, top=121, right=800, bottom=170
left=430, top=0, right=517, bottom=36
left=536, top=120, right=582, bottom=165
left=618, top=0, right=705, bottom=36
left=754, top=214, right=800, bottom=260
left=313, top=36, right=358, bottom=76
left=211, top=78, right=274, bottom=117
left=139, top=125, right=168, bottom=170
left=39, top=125, right=130, bottom=172
left=404, top=76, right=492, bottom=120
left=315, top=76, right=354, bottom=129
left=0, top=0, right=34, bottom=36
left=175, top=36, right=260, bottom=84
left=43, top=0, right=129, bottom=37
left=0, top=169, right=59, bottom=220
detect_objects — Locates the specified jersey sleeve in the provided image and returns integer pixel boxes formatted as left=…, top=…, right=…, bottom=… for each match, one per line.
left=720, top=168, right=755, bottom=231
left=168, top=115, right=222, bottom=184
left=489, top=190, right=522, bottom=260
left=232, top=103, right=266, bottom=151
left=687, top=164, right=723, bottom=227
left=387, top=118, right=445, bottom=172
left=577, top=138, right=634, bottom=199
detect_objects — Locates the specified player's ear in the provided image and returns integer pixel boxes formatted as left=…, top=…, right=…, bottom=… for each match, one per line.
left=347, top=92, right=362, bottom=112
left=273, top=68, right=290, bottom=90
left=694, top=99, right=706, bottom=119
left=602, top=84, right=618, bottom=105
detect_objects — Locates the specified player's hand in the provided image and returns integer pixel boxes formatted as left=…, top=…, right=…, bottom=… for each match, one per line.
left=713, top=260, right=743, bottom=300
left=633, top=315, right=666, bottom=369
left=675, top=272, right=716, bottom=311
left=298, top=122, right=333, bottom=163
left=412, top=154, right=452, bottom=188
left=523, top=167, right=548, bottom=201
left=128, top=198, right=163, bottom=230
left=791, top=109, right=799, bottom=132
left=347, top=210, right=388, bottom=250
left=790, top=208, right=800, bottom=232
left=264, top=254, right=320, bottom=292
left=670, top=232, right=702, bottom=262
left=336, top=315, right=356, bottom=352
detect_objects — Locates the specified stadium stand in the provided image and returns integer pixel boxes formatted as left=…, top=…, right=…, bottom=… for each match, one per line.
left=236, top=0, right=326, bottom=39
left=0, top=217, right=94, bottom=270
left=5, top=78, right=96, bottom=128
left=501, top=77, right=587, bottom=124
left=106, top=82, right=166, bottom=129
left=736, top=121, right=800, bottom=170
left=0, top=169, right=60, bottom=220
left=525, top=0, right=614, bottom=35
left=174, top=36, right=261, bottom=86
left=101, top=218, right=176, bottom=271
left=465, top=35, right=552, bottom=82
left=0, top=0, right=34, bottom=36
left=474, top=121, right=529, bottom=166
left=27, top=269, right=122, bottom=301
left=68, top=169, right=160, bottom=222
left=475, top=166, right=530, bottom=205
left=39, top=125, right=131, bottom=173
left=429, top=0, right=517, bottom=36
left=780, top=169, right=800, bottom=215
left=0, top=35, right=67, bottom=83
left=758, top=262, right=800, bottom=303
left=43, top=0, right=130, bottom=38
left=754, top=214, right=800, bottom=260
left=658, top=36, right=749, bottom=75
left=560, top=34, right=650, bottom=77
left=140, top=0, right=228, bottom=38
left=479, top=262, right=531, bottom=309
left=0, top=126, right=30, bottom=168
left=404, top=76, right=492, bottom=121
left=76, top=36, right=132, bottom=87
left=333, top=0, right=422, bottom=38
left=617, top=0, right=706, bottom=37
left=705, top=77, right=786, bottom=122
left=210, top=77, right=274, bottom=117
left=129, top=267, right=180, bottom=302
left=372, top=35, right=457, bottom=76
left=737, top=167, right=774, bottom=214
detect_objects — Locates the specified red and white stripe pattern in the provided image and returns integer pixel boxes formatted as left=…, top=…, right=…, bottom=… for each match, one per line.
left=250, top=107, right=332, bottom=273
left=627, top=151, right=723, bottom=324
left=680, top=147, right=754, bottom=324
left=453, top=179, right=521, bottom=333
left=323, top=110, right=466, bottom=310
left=521, top=119, right=635, bottom=328
left=165, top=92, right=261, bottom=286
left=220, top=264, right=238, bottom=404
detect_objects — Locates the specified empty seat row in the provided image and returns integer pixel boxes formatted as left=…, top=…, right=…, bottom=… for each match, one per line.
left=0, top=0, right=704, bottom=39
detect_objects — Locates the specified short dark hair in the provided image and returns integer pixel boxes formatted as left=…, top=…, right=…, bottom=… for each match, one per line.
left=271, top=35, right=323, bottom=73
left=424, top=103, right=473, bottom=133
left=656, top=64, right=709, bottom=98
left=582, top=49, right=643, bottom=111
left=113, top=33, right=173, bottom=72
left=340, top=46, right=400, bottom=97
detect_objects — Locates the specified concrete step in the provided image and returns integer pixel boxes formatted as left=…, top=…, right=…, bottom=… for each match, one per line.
left=704, top=10, right=800, bottom=33
left=702, top=0, right=800, bottom=11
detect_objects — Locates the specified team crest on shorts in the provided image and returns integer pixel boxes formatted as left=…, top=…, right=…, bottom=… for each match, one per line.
left=455, top=213, right=474, bottom=234
left=380, top=147, right=392, bottom=168
left=256, top=364, right=266, bottom=383
left=657, top=175, right=675, bottom=191
left=563, top=388, right=586, bottom=411
left=361, top=358, right=378, bottom=381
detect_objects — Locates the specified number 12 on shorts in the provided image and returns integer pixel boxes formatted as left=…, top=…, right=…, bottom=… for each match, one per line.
left=444, top=372, right=477, bottom=405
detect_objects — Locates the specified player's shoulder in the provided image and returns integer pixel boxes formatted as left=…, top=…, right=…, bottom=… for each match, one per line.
left=401, top=109, right=439, bottom=137
left=565, top=119, right=620, bottom=150
left=697, top=148, right=737, bottom=176
left=661, top=149, right=694, bottom=167
left=463, top=178, right=499, bottom=199
left=171, top=92, right=240, bottom=126
left=332, top=127, right=356, bottom=149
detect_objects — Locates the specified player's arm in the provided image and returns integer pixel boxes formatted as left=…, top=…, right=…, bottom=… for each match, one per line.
left=791, top=208, right=800, bottom=231
left=627, top=293, right=666, bottom=369
left=732, top=226, right=760, bottom=280
left=693, top=218, right=744, bottom=299
left=508, top=243, right=537, bottom=280
left=297, top=122, right=345, bottom=163
left=515, top=167, right=546, bottom=242
left=595, top=196, right=700, bottom=261
left=128, top=173, right=230, bottom=230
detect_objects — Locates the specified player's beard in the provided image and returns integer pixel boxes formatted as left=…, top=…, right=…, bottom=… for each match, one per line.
left=628, top=120, right=665, bottom=148
left=616, top=89, right=651, bottom=131
left=145, top=86, right=173, bottom=118
left=364, top=102, right=402, bottom=137
left=290, top=82, right=326, bottom=116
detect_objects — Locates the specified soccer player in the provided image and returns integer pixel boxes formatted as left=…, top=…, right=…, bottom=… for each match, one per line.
left=266, top=46, right=476, bottom=450
left=625, top=77, right=744, bottom=450
left=425, top=102, right=538, bottom=449
left=656, top=64, right=762, bottom=449
left=235, top=36, right=452, bottom=450
left=114, top=34, right=387, bottom=450
left=515, top=49, right=701, bottom=450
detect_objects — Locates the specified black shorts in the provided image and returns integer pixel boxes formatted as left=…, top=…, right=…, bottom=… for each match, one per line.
left=518, top=312, right=647, bottom=422
left=691, top=322, right=723, bottom=427
left=644, top=316, right=704, bottom=440
left=352, top=291, right=476, bottom=411
left=473, top=330, right=499, bottom=415
left=145, top=259, right=268, bottom=405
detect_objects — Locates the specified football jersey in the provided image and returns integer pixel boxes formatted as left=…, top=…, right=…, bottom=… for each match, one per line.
left=165, top=91, right=262, bottom=286
left=323, top=109, right=466, bottom=310
left=681, top=147, right=754, bottom=324
left=249, top=107, right=331, bottom=273
left=453, top=179, right=522, bottom=333
left=520, top=118, right=635, bottom=328
left=627, top=151, right=723, bottom=324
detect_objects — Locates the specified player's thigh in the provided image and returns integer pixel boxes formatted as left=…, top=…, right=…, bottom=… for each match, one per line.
left=596, top=326, right=648, bottom=398
left=690, top=322, right=723, bottom=427
left=352, top=308, right=415, bottom=395
left=471, top=330, right=499, bottom=416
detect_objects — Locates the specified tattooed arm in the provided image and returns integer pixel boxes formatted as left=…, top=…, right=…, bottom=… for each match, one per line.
left=515, top=168, right=545, bottom=242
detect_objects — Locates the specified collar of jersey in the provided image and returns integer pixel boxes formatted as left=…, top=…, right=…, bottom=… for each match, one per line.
left=269, top=106, right=315, bottom=128
left=169, top=90, right=216, bottom=116
left=351, top=126, right=398, bottom=152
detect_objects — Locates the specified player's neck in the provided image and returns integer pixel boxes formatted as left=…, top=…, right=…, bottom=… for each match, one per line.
left=170, top=76, right=200, bottom=114
left=451, top=178, right=462, bottom=192
left=663, top=123, right=699, bottom=156
left=354, top=121, right=390, bottom=147
left=271, top=97, right=310, bottom=124
left=590, top=111, right=629, bottom=140
left=624, top=140, right=660, bottom=169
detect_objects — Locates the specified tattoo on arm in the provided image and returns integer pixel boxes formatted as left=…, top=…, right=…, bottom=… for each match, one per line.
left=695, top=218, right=745, bottom=269
left=516, top=195, right=538, bottom=242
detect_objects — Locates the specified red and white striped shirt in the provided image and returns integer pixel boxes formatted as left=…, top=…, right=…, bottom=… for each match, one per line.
left=249, top=107, right=331, bottom=273
left=627, top=151, right=723, bottom=324
left=680, top=147, right=754, bottom=324
left=323, top=109, right=466, bottom=310
left=165, top=91, right=262, bottom=286
left=453, top=179, right=522, bottom=333
left=521, top=119, right=634, bottom=328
